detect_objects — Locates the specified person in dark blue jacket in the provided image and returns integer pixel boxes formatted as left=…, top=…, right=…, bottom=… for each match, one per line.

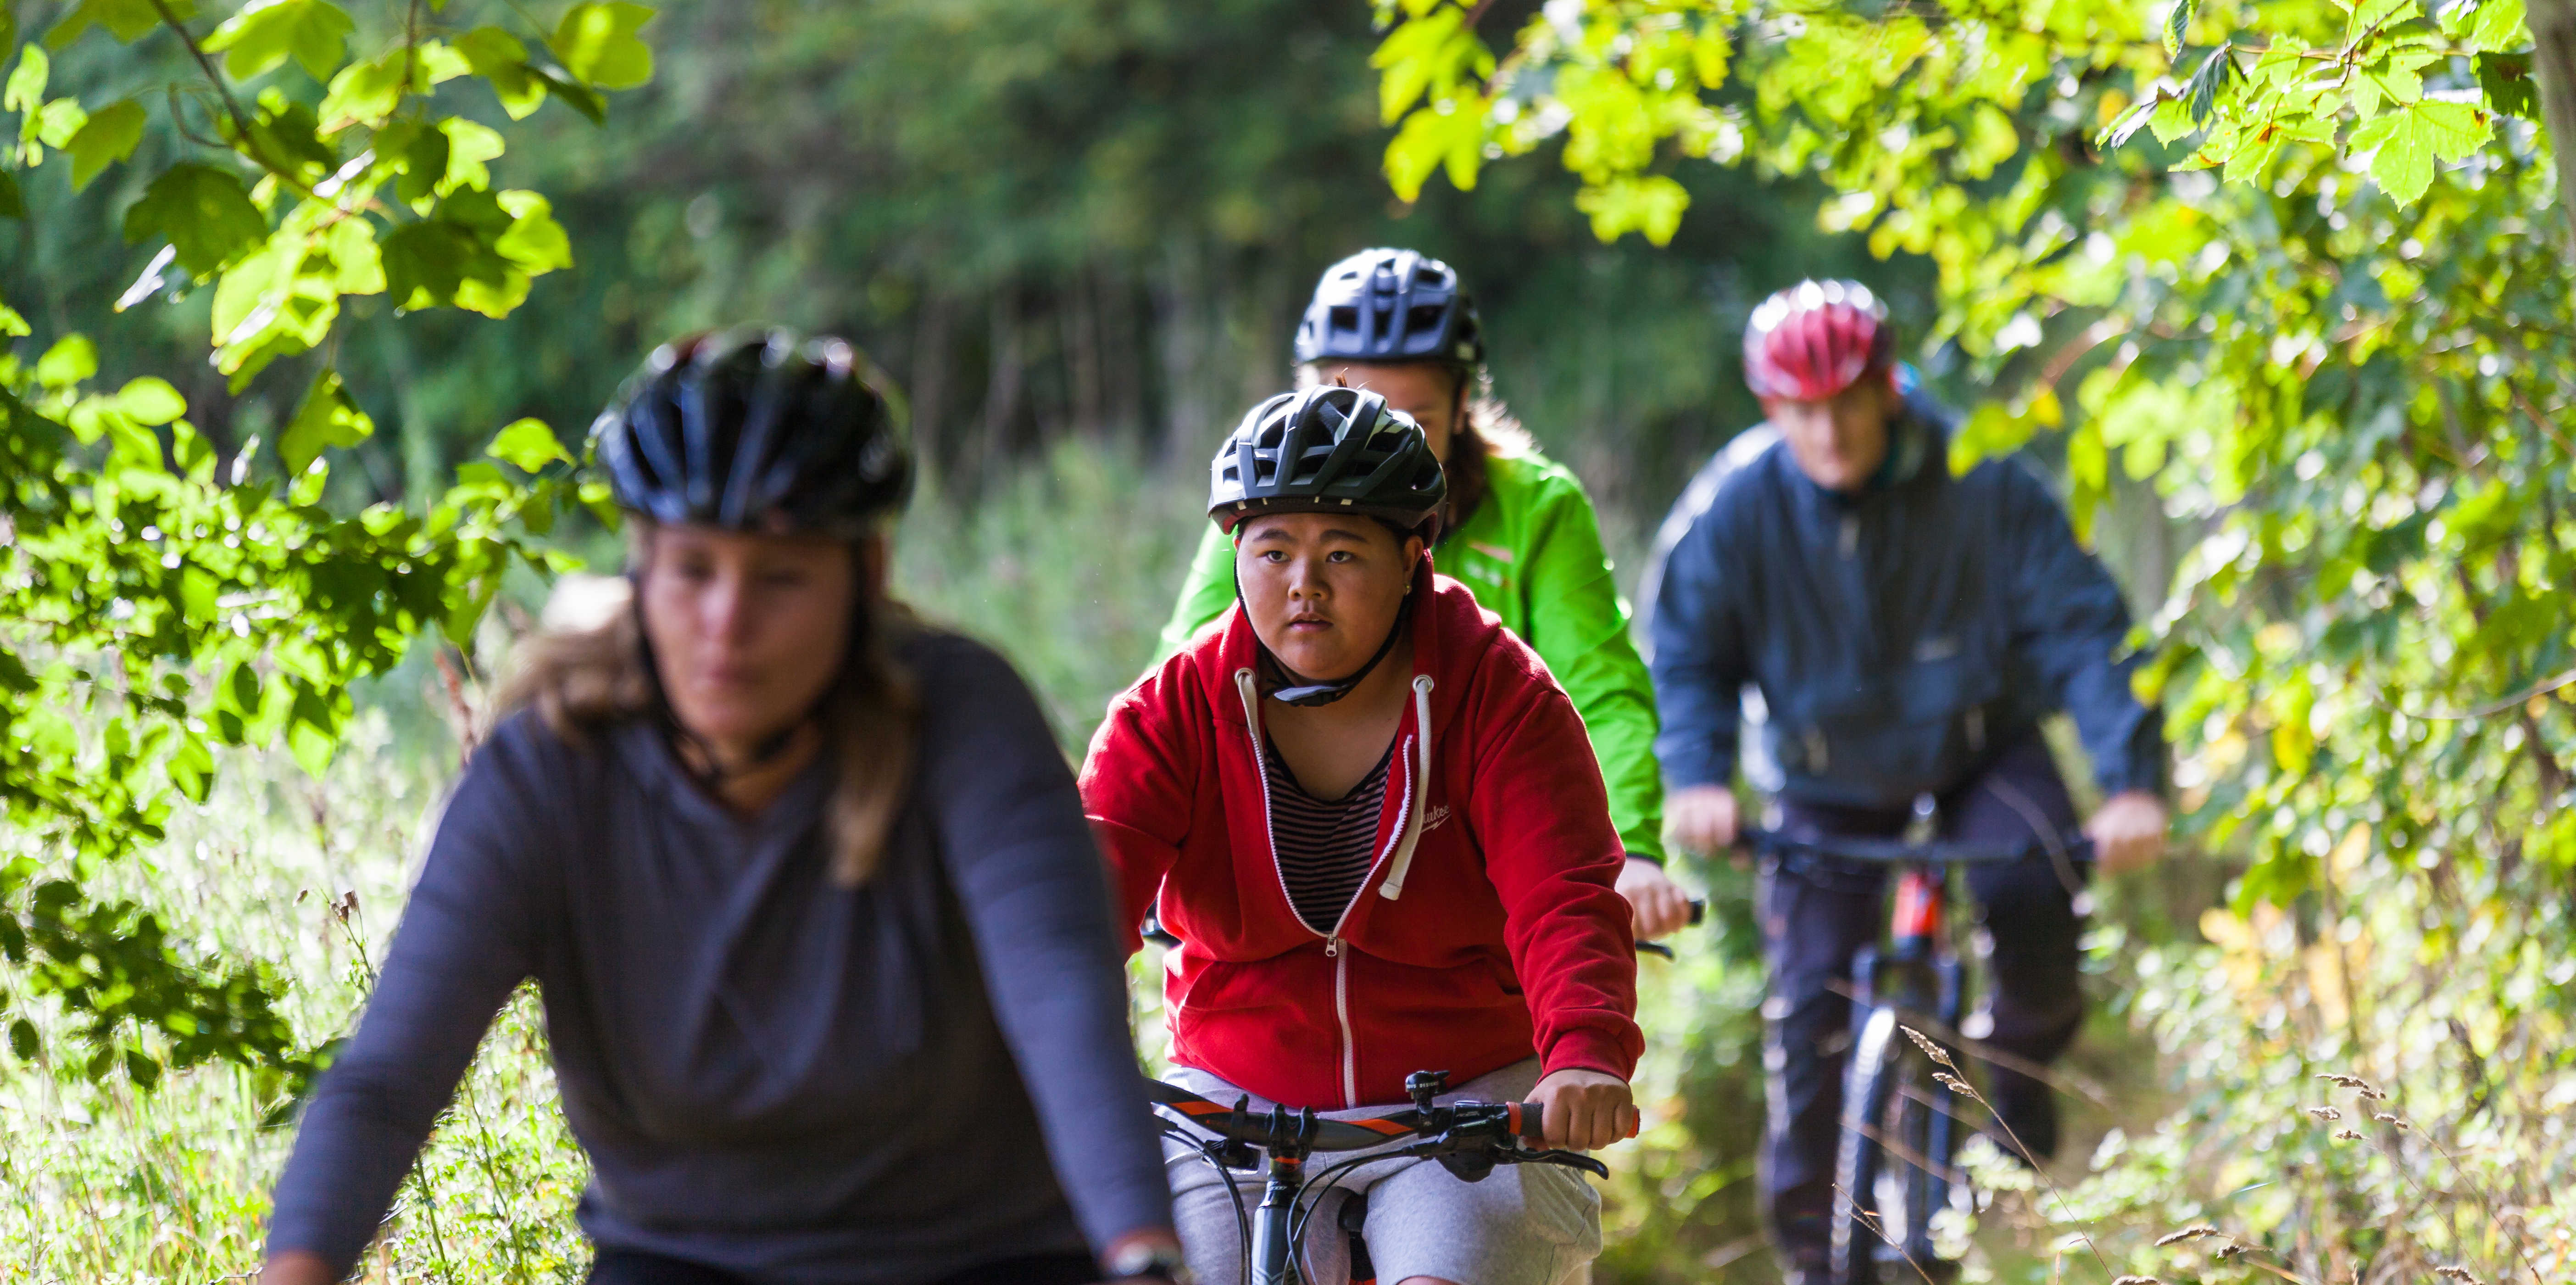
left=1646, top=281, right=2169, bottom=1283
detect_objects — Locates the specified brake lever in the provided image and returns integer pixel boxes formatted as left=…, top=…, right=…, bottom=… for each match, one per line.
left=1501, top=1143, right=1610, bottom=1178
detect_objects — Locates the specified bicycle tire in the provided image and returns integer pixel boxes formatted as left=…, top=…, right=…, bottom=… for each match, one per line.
left=1831, top=1004, right=1962, bottom=1284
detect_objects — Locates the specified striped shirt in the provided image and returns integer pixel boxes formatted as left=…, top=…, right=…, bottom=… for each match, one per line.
left=1266, top=737, right=1396, bottom=935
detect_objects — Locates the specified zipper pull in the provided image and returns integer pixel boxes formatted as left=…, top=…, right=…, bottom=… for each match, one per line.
left=1324, top=937, right=1341, bottom=958
left=1840, top=514, right=1859, bottom=558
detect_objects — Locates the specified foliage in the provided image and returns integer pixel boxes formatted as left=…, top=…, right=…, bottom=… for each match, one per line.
left=0, top=717, right=589, bottom=1282
left=1378, top=0, right=2576, bottom=1278
left=0, top=0, right=651, bottom=1097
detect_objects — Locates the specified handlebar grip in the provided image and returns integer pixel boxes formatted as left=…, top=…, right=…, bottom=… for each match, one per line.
left=1687, top=898, right=1706, bottom=925
left=1507, top=1101, right=1640, bottom=1142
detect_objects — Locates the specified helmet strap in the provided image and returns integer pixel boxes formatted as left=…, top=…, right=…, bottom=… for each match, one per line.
left=1238, top=572, right=1417, bottom=709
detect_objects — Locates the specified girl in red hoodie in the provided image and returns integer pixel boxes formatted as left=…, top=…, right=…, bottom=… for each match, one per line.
left=1081, top=386, right=1643, bottom=1285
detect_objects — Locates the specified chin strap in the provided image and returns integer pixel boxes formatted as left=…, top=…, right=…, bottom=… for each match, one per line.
left=1233, top=556, right=1418, bottom=709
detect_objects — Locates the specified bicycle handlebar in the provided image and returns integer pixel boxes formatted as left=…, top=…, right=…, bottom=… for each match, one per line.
left=1734, top=826, right=2094, bottom=867
left=1144, top=1076, right=1549, bottom=1151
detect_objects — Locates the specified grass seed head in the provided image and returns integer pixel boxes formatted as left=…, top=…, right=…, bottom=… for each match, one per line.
left=1900, top=1024, right=1961, bottom=1071
left=2112, top=1277, right=2165, bottom=1285
left=2336, top=1129, right=2363, bottom=1140
left=2373, top=1112, right=2408, bottom=1129
left=2154, top=1225, right=2220, bottom=1246
left=2307, top=1105, right=2343, bottom=1121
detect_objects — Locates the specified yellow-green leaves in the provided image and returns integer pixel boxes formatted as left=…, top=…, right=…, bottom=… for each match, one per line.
left=120, top=163, right=267, bottom=276
left=1574, top=173, right=1688, bottom=245
left=456, top=25, right=548, bottom=119
left=1372, top=0, right=1491, bottom=124
left=2351, top=99, right=2492, bottom=205
left=554, top=2, right=654, bottom=89
left=489, top=419, right=571, bottom=472
left=201, top=0, right=353, bottom=82
left=65, top=98, right=145, bottom=190
left=281, top=368, right=374, bottom=475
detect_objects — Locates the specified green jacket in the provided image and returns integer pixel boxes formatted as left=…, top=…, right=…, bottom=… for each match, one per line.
left=1157, top=446, right=1667, bottom=862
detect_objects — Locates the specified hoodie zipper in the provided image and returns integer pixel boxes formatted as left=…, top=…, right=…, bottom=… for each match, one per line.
left=1231, top=668, right=1432, bottom=1109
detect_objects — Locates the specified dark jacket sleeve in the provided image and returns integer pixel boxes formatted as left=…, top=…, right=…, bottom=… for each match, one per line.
left=1999, top=463, right=2167, bottom=797
left=266, top=723, right=555, bottom=1276
left=918, top=636, right=1175, bottom=1254
left=1648, top=486, right=1753, bottom=793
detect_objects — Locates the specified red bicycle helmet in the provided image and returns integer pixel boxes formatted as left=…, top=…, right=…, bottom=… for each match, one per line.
left=1742, top=279, right=1893, bottom=402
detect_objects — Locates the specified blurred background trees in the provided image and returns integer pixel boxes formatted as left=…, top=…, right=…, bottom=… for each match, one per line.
left=3, top=0, right=2569, bottom=1280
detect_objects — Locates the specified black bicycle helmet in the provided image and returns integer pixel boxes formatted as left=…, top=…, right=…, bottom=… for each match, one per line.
left=1292, top=248, right=1484, bottom=368
left=594, top=328, right=910, bottom=537
left=1209, top=385, right=1449, bottom=542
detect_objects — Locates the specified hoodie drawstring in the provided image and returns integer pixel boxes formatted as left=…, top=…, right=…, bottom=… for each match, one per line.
left=1377, top=675, right=1436, bottom=900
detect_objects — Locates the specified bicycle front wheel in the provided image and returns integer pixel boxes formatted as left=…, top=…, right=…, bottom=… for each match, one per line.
left=1830, top=1003, right=1961, bottom=1285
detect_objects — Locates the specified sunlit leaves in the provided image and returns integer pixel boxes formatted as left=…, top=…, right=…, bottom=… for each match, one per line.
left=2349, top=99, right=2492, bottom=204
left=552, top=2, right=655, bottom=89
left=120, top=163, right=265, bottom=276
left=0, top=0, right=656, bottom=1089
left=201, top=0, right=353, bottom=82
left=489, top=419, right=570, bottom=472
left=1371, top=0, right=1491, bottom=123
left=280, top=368, right=373, bottom=474
left=1574, top=173, right=1688, bottom=245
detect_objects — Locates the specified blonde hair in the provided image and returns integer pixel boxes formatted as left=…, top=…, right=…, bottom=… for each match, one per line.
left=494, top=527, right=918, bottom=886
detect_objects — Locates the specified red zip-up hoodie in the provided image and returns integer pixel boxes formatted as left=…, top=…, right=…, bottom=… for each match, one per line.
left=1081, top=558, right=1642, bottom=1109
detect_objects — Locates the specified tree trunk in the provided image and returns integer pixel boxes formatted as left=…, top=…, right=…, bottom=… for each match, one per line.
left=2533, top=0, right=2576, bottom=246
left=1157, top=236, right=1212, bottom=464
left=979, top=287, right=1025, bottom=485
left=907, top=289, right=955, bottom=491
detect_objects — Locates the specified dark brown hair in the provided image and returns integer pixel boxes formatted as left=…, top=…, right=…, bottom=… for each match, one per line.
left=493, top=524, right=918, bottom=886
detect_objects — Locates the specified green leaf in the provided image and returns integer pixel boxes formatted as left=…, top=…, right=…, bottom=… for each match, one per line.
left=64, top=97, right=145, bottom=190
left=46, top=0, right=187, bottom=50
left=7, top=1018, right=34, bottom=1061
left=121, top=163, right=267, bottom=276
left=395, top=122, right=449, bottom=204
left=1573, top=173, right=1690, bottom=245
left=2353, top=99, right=2490, bottom=204
left=2463, top=0, right=2527, bottom=51
left=2165, top=0, right=2193, bottom=55
left=36, top=334, right=98, bottom=387
left=1383, top=95, right=1488, bottom=201
left=3, top=45, right=48, bottom=114
left=551, top=2, right=654, bottom=90
left=202, top=0, right=353, bottom=81
left=523, top=62, right=606, bottom=123
left=280, top=368, right=374, bottom=474
left=457, top=25, right=545, bottom=119
left=488, top=417, right=569, bottom=471
left=115, top=377, right=185, bottom=425
left=2478, top=51, right=2537, bottom=118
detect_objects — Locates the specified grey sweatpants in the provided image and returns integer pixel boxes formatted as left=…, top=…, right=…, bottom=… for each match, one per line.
left=1162, top=1058, right=1601, bottom=1285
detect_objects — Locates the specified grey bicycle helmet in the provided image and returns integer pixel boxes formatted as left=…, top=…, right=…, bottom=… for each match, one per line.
left=1209, top=385, right=1449, bottom=542
left=594, top=328, right=910, bottom=536
left=1293, top=248, right=1485, bottom=368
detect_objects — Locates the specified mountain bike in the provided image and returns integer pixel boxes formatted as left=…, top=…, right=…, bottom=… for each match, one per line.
left=1739, top=816, right=2092, bottom=1285
left=1146, top=1068, right=1610, bottom=1285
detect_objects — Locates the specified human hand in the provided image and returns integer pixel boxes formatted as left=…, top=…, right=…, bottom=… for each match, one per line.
left=1531, top=1067, right=1638, bottom=1151
left=1665, top=785, right=1739, bottom=858
left=1616, top=857, right=1695, bottom=940
left=259, top=1253, right=337, bottom=1285
left=1096, top=1228, right=1188, bottom=1282
left=2084, top=790, right=2169, bottom=875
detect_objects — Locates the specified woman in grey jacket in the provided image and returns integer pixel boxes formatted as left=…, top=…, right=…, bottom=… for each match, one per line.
left=259, top=331, right=1182, bottom=1285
